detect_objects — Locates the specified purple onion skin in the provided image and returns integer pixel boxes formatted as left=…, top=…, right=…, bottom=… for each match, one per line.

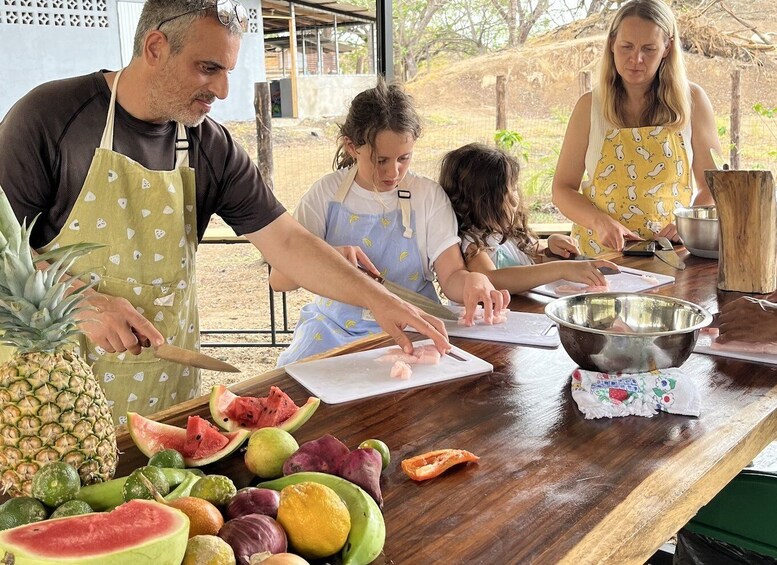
left=218, top=514, right=288, bottom=565
left=226, top=488, right=281, bottom=520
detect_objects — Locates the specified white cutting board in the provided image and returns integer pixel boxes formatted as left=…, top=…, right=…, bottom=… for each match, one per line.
left=694, top=332, right=777, bottom=366
left=530, top=266, right=675, bottom=298
left=285, top=339, right=493, bottom=404
left=409, top=310, right=559, bottom=348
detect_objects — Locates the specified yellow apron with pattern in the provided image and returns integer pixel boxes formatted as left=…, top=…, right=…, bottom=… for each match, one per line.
left=41, top=69, right=200, bottom=425
left=571, top=126, right=692, bottom=256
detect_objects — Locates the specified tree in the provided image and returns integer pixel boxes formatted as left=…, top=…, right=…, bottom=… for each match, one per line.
left=489, top=0, right=553, bottom=46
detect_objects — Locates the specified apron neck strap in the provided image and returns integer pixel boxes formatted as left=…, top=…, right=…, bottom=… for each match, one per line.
left=99, top=69, right=190, bottom=168
left=334, top=167, right=413, bottom=238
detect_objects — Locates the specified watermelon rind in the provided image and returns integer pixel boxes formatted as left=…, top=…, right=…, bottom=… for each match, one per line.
left=209, top=384, right=320, bottom=433
left=127, top=412, right=250, bottom=467
left=0, top=499, right=188, bottom=565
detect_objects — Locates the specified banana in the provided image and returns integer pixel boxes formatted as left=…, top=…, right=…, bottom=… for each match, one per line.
left=259, top=472, right=385, bottom=565
left=76, top=468, right=193, bottom=511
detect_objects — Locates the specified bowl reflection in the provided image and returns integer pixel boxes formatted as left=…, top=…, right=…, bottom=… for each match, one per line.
left=544, top=293, right=713, bottom=373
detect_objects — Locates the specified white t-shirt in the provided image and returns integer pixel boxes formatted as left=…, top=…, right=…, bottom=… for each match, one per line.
left=461, top=233, right=534, bottom=267
left=294, top=168, right=461, bottom=282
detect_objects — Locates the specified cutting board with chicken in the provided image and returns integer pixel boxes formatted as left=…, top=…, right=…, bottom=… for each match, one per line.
left=284, top=339, right=493, bottom=404
left=530, top=266, right=675, bottom=298
left=694, top=328, right=777, bottom=366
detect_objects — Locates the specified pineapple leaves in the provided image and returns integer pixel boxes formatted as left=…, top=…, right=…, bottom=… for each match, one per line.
left=0, top=188, right=22, bottom=251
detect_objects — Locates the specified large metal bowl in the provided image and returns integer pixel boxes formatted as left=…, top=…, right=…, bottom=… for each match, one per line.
left=675, top=206, right=719, bottom=259
left=545, top=293, right=713, bottom=373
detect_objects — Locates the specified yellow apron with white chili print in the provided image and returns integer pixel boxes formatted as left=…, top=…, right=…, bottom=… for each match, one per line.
left=571, top=126, right=692, bottom=256
left=40, top=69, right=200, bottom=426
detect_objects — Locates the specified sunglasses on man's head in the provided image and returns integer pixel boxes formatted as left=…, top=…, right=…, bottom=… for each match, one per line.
left=156, top=0, right=248, bottom=32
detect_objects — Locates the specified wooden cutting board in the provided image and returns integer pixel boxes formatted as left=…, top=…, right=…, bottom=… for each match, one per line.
left=285, top=339, right=493, bottom=404
left=530, top=266, right=675, bottom=298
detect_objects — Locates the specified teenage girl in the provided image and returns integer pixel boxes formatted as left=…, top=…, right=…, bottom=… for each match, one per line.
left=439, top=143, right=618, bottom=293
left=271, top=83, right=509, bottom=365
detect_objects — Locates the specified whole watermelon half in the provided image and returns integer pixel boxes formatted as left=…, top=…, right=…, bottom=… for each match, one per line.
left=127, top=412, right=250, bottom=467
left=209, top=384, right=320, bottom=433
left=0, top=499, right=188, bottom=565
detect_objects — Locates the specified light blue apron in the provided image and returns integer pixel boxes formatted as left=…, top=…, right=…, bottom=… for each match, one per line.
left=278, top=167, right=438, bottom=365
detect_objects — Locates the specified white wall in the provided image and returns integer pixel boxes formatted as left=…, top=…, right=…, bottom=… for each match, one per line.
left=0, top=0, right=266, bottom=123
left=277, top=75, right=377, bottom=119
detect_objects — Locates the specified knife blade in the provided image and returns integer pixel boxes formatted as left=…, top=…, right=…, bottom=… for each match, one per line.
left=153, top=344, right=241, bottom=373
left=655, top=237, right=686, bottom=270
left=358, top=266, right=458, bottom=321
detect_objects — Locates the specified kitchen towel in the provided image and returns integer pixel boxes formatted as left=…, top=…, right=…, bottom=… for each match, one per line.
left=571, top=367, right=700, bottom=419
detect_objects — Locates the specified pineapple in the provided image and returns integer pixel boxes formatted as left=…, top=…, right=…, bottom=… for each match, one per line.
left=0, top=188, right=117, bottom=496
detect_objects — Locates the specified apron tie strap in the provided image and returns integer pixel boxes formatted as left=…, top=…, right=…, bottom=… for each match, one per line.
left=397, top=189, right=413, bottom=239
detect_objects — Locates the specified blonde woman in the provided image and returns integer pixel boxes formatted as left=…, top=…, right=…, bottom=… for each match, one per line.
left=552, top=0, right=722, bottom=254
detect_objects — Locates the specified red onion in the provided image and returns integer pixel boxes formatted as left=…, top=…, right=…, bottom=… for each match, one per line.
left=218, top=514, right=287, bottom=565
left=226, top=488, right=281, bottom=520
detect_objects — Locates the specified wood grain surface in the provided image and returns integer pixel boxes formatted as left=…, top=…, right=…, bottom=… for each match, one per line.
left=113, top=249, right=777, bottom=565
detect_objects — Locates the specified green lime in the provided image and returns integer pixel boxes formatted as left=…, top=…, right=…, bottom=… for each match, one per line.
left=189, top=475, right=236, bottom=507
left=0, top=496, right=47, bottom=530
left=244, top=427, right=299, bottom=479
left=50, top=499, right=93, bottom=518
left=148, top=448, right=186, bottom=469
left=359, top=439, right=391, bottom=470
left=31, top=461, right=81, bottom=507
left=122, top=466, right=170, bottom=501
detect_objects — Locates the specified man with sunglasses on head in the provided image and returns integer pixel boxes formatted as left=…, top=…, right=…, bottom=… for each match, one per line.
left=0, top=0, right=474, bottom=423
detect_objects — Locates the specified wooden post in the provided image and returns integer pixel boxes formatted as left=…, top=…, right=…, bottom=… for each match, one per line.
left=579, top=70, right=592, bottom=96
left=255, top=82, right=274, bottom=191
left=706, top=170, right=777, bottom=293
left=496, top=75, right=507, bottom=131
left=730, top=69, right=741, bottom=170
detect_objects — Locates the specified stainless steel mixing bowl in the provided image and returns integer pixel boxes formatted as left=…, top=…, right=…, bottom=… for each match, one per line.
left=675, top=206, right=719, bottom=259
left=545, top=293, right=713, bottom=373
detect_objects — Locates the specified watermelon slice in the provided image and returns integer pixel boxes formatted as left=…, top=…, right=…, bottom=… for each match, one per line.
left=209, top=385, right=320, bottom=433
left=127, top=412, right=249, bottom=467
left=0, top=499, right=188, bottom=565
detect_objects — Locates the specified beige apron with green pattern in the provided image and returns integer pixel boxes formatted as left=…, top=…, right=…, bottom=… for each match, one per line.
left=41, top=69, right=200, bottom=425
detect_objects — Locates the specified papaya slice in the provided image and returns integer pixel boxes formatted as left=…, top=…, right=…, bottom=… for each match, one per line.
left=209, top=385, right=320, bottom=433
left=401, top=449, right=480, bottom=482
left=127, top=412, right=249, bottom=467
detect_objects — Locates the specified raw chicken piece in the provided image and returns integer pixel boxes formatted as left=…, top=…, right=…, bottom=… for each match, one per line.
left=640, top=274, right=660, bottom=285
left=390, top=360, right=413, bottom=380
left=608, top=316, right=636, bottom=333
left=555, top=283, right=611, bottom=296
left=376, top=344, right=442, bottom=365
left=457, top=307, right=509, bottom=327
left=702, top=327, right=777, bottom=355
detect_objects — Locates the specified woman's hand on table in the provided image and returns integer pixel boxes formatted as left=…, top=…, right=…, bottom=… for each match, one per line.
left=656, top=222, right=681, bottom=243
left=718, top=296, right=777, bottom=344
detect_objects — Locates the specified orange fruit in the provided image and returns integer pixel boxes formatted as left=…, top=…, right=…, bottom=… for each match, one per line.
left=167, top=496, right=225, bottom=538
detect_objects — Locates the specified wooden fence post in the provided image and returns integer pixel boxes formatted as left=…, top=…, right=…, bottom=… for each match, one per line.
left=579, top=70, right=592, bottom=97
left=730, top=69, right=741, bottom=170
left=255, top=82, right=274, bottom=191
left=496, top=75, right=507, bottom=131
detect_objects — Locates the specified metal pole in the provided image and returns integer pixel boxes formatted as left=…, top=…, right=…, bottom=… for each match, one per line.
left=376, top=0, right=393, bottom=79
left=333, top=14, right=340, bottom=75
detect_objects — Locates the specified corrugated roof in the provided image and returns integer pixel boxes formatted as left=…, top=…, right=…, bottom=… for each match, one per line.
left=262, top=0, right=375, bottom=34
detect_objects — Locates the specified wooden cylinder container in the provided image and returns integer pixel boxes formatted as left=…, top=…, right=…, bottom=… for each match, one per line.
left=705, top=169, right=777, bottom=294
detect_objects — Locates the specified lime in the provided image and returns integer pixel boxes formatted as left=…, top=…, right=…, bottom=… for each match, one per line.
left=189, top=475, right=236, bottom=507
left=122, top=466, right=170, bottom=501
left=359, top=438, right=391, bottom=470
left=31, top=461, right=81, bottom=507
left=0, top=496, right=47, bottom=530
left=148, top=448, right=186, bottom=469
left=244, top=428, right=299, bottom=479
left=50, top=499, right=93, bottom=518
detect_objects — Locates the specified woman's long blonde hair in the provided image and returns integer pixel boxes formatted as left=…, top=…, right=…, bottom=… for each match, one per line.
left=598, top=0, right=691, bottom=130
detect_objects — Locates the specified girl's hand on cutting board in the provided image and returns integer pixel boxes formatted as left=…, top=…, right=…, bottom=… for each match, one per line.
left=460, top=273, right=510, bottom=327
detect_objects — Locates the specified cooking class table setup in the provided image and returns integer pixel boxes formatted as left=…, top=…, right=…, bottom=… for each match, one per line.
left=1, top=170, right=775, bottom=564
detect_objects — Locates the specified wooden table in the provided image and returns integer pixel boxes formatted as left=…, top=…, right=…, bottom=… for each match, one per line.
left=115, top=249, right=777, bottom=565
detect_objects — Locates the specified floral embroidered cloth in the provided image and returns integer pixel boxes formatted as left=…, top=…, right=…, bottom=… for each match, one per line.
left=570, top=367, right=700, bottom=419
